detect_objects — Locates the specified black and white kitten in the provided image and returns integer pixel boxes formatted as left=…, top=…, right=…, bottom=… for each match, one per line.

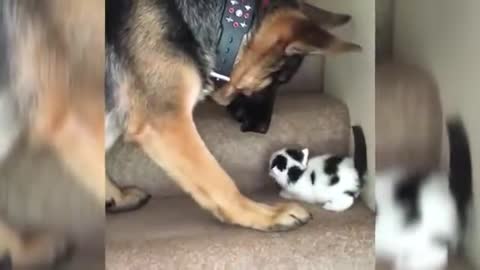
left=375, top=118, right=473, bottom=270
left=269, top=149, right=361, bottom=211
left=269, top=126, right=367, bottom=212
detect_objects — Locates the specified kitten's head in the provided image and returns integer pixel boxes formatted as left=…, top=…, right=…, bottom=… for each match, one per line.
left=269, top=147, right=309, bottom=186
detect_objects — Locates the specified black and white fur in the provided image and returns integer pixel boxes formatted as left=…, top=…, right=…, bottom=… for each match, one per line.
left=375, top=118, right=473, bottom=270
left=269, top=148, right=362, bottom=212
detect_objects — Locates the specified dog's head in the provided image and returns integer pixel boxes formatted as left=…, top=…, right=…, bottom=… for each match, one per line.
left=214, top=1, right=361, bottom=104
left=269, top=147, right=309, bottom=187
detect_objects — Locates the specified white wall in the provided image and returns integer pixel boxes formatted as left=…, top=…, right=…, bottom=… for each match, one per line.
left=394, top=0, right=480, bottom=267
left=306, top=0, right=376, bottom=209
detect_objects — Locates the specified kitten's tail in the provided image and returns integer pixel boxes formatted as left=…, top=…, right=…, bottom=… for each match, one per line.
left=447, top=117, right=473, bottom=232
left=352, top=125, right=368, bottom=187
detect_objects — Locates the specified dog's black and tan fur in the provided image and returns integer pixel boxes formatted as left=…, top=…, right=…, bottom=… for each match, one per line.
left=0, top=0, right=104, bottom=268
left=105, top=0, right=360, bottom=228
left=0, top=0, right=359, bottom=268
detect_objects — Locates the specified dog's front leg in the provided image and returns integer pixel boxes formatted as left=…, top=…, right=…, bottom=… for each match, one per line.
left=129, top=114, right=312, bottom=231
left=0, top=219, right=71, bottom=269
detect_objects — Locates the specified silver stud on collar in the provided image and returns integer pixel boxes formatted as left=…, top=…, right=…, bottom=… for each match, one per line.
left=210, top=71, right=231, bottom=82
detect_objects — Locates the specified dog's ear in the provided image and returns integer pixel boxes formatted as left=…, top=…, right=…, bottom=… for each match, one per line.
left=301, top=3, right=352, bottom=29
left=285, top=18, right=361, bottom=56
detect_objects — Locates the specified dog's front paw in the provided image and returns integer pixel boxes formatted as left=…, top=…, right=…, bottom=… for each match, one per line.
left=215, top=197, right=311, bottom=231
left=106, top=187, right=151, bottom=213
left=267, top=203, right=312, bottom=231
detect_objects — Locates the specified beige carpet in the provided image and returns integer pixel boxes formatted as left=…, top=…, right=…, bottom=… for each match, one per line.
left=106, top=192, right=375, bottom=270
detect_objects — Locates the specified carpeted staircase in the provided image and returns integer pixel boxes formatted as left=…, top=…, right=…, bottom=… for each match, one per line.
left=105, top=93, right=376, bottom=270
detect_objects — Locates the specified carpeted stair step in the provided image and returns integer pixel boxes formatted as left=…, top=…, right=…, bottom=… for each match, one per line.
left=106, top=191, right=375, bottom=270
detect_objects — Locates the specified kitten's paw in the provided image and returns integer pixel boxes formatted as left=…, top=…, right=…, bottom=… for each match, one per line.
left=322, top=196, right=354, bottom=212
left=323, top=202, right=341, bottom=212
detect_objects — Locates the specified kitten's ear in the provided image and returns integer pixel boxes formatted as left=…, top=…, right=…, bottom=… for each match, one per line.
left=301, top=148, right=309, bottom=166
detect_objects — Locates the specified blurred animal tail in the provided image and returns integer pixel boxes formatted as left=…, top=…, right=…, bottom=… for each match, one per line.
left=352, top=125, right=367, bottom=187
left=447, top=117, right=473, bottom=233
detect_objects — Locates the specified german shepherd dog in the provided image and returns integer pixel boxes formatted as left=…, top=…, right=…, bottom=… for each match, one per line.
left=105, top=0, right=360, bottom=229
left=0, top=0, right=104, bottom=268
